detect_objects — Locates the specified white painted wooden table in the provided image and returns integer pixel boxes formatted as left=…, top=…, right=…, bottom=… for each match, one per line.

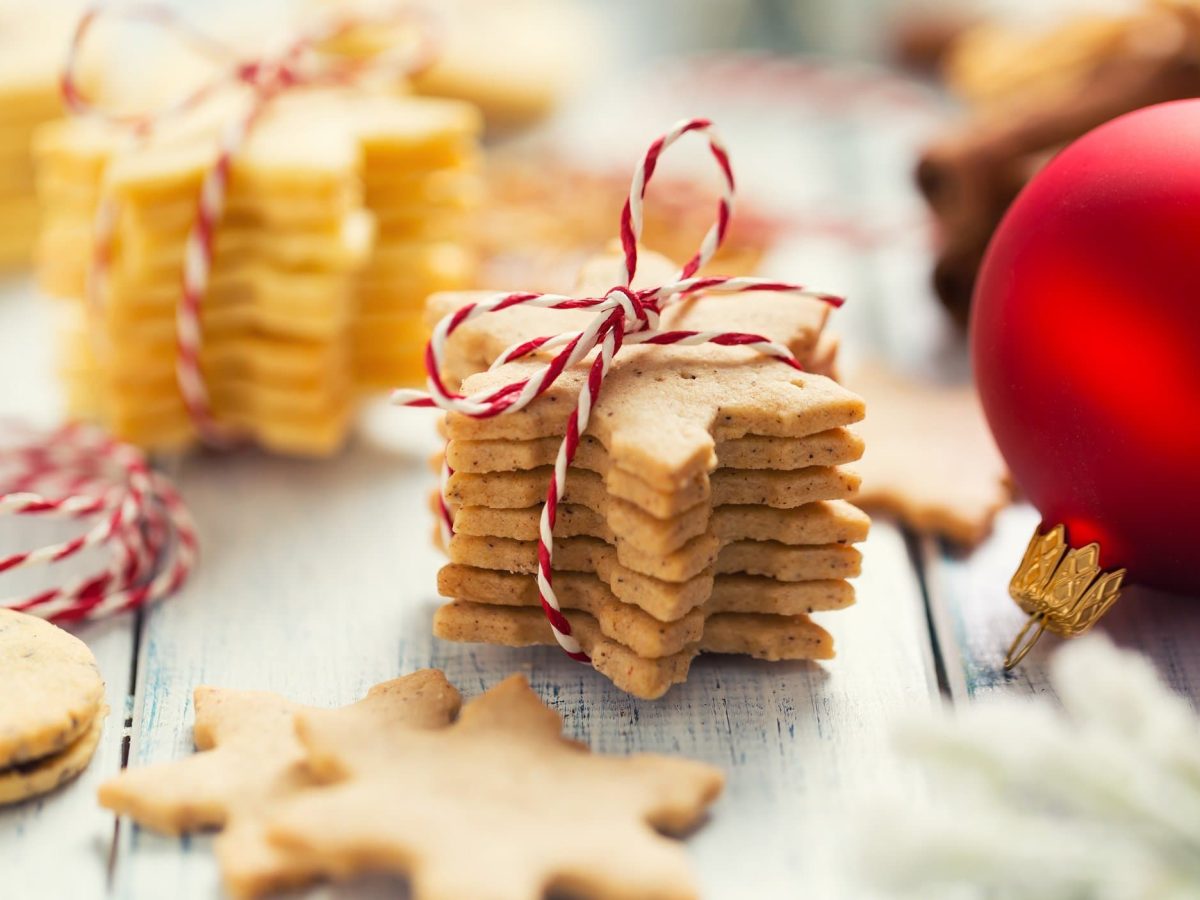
left=3, top=58, right=1198, bottom=900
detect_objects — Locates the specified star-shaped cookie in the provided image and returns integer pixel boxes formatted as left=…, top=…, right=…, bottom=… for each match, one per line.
left=268, top=674, right=724, bottom=899
left=446, top=350, right=862, bottom=496
left=426, top=246, right=834, bottom=392
left=848, top=366, right=1011, bottom=545
left=98, top=670, right=461, bottom=897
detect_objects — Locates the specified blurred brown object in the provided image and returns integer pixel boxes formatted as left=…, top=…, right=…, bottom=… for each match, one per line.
left=475, top=153, right=782, bottom=291
left=888, top=6, right=980, bottom=73
left=919, top=1, right=1200, bottom=325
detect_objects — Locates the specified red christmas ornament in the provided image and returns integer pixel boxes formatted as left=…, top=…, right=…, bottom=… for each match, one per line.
left=972, top=99, right=1200, bottom=665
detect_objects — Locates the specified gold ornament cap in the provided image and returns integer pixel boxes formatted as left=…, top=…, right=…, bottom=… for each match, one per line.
left=1004, top=524, right=1127, bottom=669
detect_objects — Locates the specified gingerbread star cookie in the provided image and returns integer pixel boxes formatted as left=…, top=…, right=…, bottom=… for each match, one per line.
left=446, top=350, right=861, bottom=496
left=98, top=670, right=461, bottom=898
left=268, top=674, right=724, bottom=899
left=98, top=686, right=309, bottom=836
left=847, top=366, right=1011, bottom=545
left=425, top=245, right=832, bottom=391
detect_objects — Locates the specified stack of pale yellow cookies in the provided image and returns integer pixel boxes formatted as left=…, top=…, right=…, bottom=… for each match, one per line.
left=0, top=7, right=79, bottom=268
left=351, top=99, right=481, bottom=389
left=34, top=87, right=481, bottom=455
left=427, top=252, right=869, bottom=698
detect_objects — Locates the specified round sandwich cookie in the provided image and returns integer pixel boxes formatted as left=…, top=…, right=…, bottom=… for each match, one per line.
left=0, top=709, right=107, bottom=806
left=0, top=609, right=105, bottom=791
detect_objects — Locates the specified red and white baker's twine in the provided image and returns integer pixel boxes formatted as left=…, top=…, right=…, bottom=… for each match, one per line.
left=63, top=3, right=438, bottom=445
left=0, top=424, right=197, bottom=623
left=395, top=119, right=844, bottom=662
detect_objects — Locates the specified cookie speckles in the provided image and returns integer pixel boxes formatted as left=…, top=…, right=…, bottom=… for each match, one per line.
left=0, top=610, right=105, bottom=775
left=0, top=712, right=106, bottom=805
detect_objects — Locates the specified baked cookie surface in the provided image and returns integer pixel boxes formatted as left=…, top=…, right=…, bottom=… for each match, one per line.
left=0, top=708, right=107, bottom=805
left=0, top=609, right=105, bottom=770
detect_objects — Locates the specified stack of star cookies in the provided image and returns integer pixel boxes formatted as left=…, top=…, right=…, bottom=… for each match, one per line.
left=34, top=88, right=481, bottom=454
left=0, top=8, right=77, bottom=268
left=428, top=252, right=869, bottom=698
left=350, top=96, right=482, bottom=389
left=0, top=610, right=107, bottom=806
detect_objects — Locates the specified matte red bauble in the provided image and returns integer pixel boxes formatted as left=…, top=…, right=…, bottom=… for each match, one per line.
left=972, top=99, right=1200, bottom=664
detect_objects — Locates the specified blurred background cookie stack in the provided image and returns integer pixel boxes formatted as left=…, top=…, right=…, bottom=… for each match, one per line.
left=349, top=96, right=482, bottom=389
left=0, top=6, right=80, bottom=270
left=34, top=86, right=481, bottom=455
left=36, top=92, right=373, bottom=456
left=426, top=251, right=869, bottom=699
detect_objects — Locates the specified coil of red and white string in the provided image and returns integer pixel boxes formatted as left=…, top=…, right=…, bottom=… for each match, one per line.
left=0, top=424, right=197, bottom=623
left=394, top=118, right=845, bottom=663
left=62, top=2, right=438, bottom=446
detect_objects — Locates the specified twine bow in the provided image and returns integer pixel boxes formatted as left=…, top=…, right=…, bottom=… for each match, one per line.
left=394, top=118, right=844, bottom=662
left=63, top=2, right=436, bottom=445
left=0, top=424, right=197, bottom=622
